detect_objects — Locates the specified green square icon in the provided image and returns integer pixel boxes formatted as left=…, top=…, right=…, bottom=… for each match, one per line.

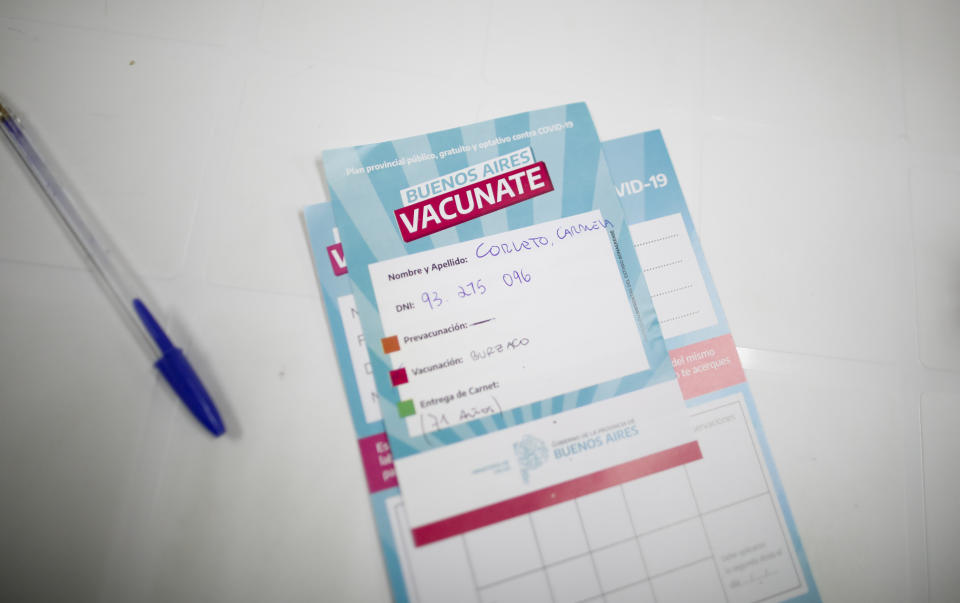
left=397, top=399, right=415, bottom=418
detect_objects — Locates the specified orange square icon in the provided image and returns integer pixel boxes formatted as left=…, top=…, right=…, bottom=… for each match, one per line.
left=381, top=335, right=400, bottom=354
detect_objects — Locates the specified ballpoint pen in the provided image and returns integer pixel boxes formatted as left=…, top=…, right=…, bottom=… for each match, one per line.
left=0, top=97, right=225, bottom=437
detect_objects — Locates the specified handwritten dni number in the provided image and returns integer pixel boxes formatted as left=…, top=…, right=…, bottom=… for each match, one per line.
left=502, top=269, right=532, bottom=287
left=420, top=290, right=443, bottom=309
left=457, top=279, right=487, bottom=298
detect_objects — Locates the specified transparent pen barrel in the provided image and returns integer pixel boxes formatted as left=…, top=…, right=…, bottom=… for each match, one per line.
left=0, top=116, right=161, bottom=358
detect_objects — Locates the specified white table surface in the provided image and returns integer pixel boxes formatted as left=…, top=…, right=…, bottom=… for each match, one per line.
left=1, top=2, right=958, bottom=601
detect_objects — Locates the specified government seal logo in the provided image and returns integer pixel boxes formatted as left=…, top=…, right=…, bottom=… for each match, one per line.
left=513, top=434, right=548, bottom=484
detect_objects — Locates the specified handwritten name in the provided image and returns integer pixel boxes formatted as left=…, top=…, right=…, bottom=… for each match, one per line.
left=474, top=218, right=615, bottom=261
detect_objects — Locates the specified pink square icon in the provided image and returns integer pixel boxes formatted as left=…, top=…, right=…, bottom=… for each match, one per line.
left=389, top=368, right=408, bottom=387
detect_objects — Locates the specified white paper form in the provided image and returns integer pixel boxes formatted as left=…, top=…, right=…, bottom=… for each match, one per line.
left=384, top=393, right=807, bottom=603
left=337, top=294, right=382, bottom=424
left=371, top=210, right=649, bottom=437
left=630, top=213, right=718, bottom=339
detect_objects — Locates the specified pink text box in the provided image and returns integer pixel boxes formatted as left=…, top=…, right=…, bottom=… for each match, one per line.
left=669, top=334, right=746, bottom=400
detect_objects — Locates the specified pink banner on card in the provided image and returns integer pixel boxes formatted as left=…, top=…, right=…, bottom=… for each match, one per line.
left=411, top=440, right=702, bottom=546
left=358, top=432, right=397, bottom=493
left=394, top=162, right=553, bottom=242
left=669, top=334, right=746, bottom=400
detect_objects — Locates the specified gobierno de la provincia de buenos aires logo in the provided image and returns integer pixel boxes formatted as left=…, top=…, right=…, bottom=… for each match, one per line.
left=512, top=420, right=644, bottom=484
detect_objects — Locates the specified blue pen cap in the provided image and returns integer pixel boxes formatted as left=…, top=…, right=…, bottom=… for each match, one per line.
left=155, top=347, right=226, bottom=436
left=133, top=298, right=226, bottom=437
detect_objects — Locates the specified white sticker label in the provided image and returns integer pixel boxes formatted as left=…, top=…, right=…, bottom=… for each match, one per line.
left=630, top=213, right=718, bottom=338
left=337, top=294, right=381, bottom=423
left=368, top=210, right=650, bottom=434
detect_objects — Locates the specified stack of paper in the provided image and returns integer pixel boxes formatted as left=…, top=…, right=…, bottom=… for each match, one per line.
left=304, top=105, right=820, bottom=603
